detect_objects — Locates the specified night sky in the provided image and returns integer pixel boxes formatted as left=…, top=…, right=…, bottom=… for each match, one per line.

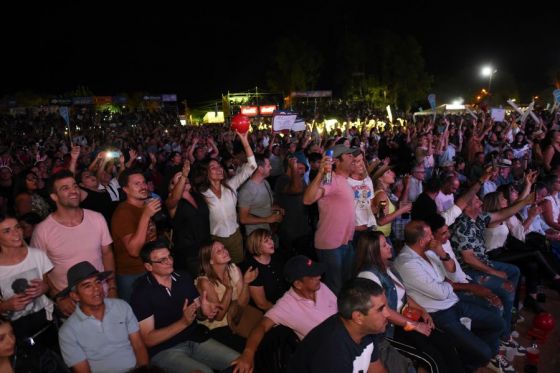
left=3, top=1, right=557, bottom=104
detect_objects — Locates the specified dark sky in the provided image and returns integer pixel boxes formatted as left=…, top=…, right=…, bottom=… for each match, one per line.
left=3, top=1, right=557, bottom=103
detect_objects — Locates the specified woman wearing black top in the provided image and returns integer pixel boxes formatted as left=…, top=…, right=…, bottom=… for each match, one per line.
left=241, top=229, right=287, bottom=311
left=166, top=161, right=211, bottom=277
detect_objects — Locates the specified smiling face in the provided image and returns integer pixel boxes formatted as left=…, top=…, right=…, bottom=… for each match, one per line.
left=208, top=160, right=224, bottom=182
left=71, top=275, right=105, bottom=308
left=51, top=176, right=81, bottom=208
left=210, top=241, right=231, bottom=265
left=0, top=218, right=25, bottom=250
left=123, top=173, right=148, bottom=201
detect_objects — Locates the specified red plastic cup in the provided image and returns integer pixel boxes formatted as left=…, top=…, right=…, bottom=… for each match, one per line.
left=526, top=347, right=539, bottom=365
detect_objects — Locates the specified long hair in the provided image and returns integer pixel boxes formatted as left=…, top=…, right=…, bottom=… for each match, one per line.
left=192, top=159, right=235, bottom=194
left=483, top=191, right=502, bottom=213
left=354, top=231, right=387, bottom=275
left=198, top=241, right=233, bottom=286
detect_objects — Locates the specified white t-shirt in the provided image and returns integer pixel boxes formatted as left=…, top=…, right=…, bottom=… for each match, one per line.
left=347, top=176, right=377, bottom=228
left=435, top=191, right=454, bottom=213
left=0, top=247, right=54, bottom=321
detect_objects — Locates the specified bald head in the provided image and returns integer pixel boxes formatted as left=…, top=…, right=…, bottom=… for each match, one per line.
left=404, top=221, right=431, bottom=248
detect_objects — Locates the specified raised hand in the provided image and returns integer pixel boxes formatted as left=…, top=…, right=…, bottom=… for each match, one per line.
left=243, top=266, right=259, bottom=284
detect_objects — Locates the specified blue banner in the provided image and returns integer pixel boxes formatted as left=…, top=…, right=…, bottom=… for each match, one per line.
left=59, top=107, right=70, bottom=125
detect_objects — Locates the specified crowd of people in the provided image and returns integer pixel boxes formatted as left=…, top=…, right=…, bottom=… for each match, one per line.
left=0, top=104, right=560, bottom=373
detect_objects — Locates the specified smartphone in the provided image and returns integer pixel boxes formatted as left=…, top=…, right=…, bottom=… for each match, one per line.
left=106, top=151, right=120, bottom=158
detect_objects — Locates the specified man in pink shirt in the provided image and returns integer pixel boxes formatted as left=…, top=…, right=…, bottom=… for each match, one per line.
left=31, top=170, right=116, bottom=316
left=303, top=144, right=358, bottom=294
left=232, top=255, right=337, bottom=373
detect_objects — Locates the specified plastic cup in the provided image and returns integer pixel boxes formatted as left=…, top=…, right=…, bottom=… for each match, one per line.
left=526, top=347, right=539, bottom=365
left=459, top=317, right=471, bottom=330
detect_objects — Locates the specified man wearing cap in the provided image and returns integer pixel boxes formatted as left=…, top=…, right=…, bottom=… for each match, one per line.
left=496, top=159, right=513, bottom=186
left=232, top=255, right=337, bottom=373
left=58, top=261, right=148, bottom=373
left=287, top=278, right=389, bottom=373
left=238, top=154, right=283, bottom=237
left=303, top=144, right=358, bottom=294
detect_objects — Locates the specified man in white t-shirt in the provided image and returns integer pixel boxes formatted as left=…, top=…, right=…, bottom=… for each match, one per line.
left=347, top=152, right=377, bottom=246
left=435, top=174, right=459, bottom=213
left=31, top=170, right=116, bottom=317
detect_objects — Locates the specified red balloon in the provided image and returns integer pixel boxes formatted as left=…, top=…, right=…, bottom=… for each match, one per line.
left=533, top=312, right=556, bottom=332
left=231, top=114, right=250, bottom=134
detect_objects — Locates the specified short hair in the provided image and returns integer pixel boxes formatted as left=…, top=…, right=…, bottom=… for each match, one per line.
left=338, top=278, right=383, bottom=320
left=308, top=152, right=322, bottom=163
left=47, top=169, right=75, bottom=195
left=425, top=177, right=442, bottom=193
left=426, top=214, right=446, bottom=234
left=254, top=154, right=269, bottom=169
left=404, top=221, right=429, bottom=245
left=543, top=174, right=558, bottom=192
left=118, top=168, right=144, bottom=189
left=140, top=238, right=170, bottom=263
left=245, top=229, right=272, bottom=256
left=0, top=212, right=16, bottom=224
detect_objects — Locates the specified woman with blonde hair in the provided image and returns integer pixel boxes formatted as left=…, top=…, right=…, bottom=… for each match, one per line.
left=242, top=229, right=288, bottom=311
left=196, top=241, right=257, bottom=352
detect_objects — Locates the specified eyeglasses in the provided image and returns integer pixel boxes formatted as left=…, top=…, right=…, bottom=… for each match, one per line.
left=150, top=255, right=174, bottom=265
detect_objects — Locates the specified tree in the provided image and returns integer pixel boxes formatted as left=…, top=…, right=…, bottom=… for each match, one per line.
left=266, top=37, right=323, bottom=95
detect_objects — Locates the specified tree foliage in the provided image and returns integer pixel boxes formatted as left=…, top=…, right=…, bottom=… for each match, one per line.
left=266, top=37, right=323, bottom=95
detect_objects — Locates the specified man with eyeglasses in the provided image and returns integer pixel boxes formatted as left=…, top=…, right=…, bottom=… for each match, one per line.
left=130, top=238, right=240, bottom=373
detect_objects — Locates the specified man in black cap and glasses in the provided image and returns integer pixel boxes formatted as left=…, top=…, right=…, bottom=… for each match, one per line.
left=58, top=261, right=148, bottom=373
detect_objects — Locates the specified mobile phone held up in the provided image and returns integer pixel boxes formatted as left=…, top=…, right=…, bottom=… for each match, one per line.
left=106, top=151, right=120, bottom=158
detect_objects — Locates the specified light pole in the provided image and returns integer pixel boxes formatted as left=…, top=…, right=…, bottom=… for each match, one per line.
left=481, top=66, right=497, bottom=94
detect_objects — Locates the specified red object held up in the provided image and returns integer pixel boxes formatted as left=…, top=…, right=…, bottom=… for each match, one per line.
left=533, top=312, right=556, bottom=332
left=231, top=114, right=250, bottom=134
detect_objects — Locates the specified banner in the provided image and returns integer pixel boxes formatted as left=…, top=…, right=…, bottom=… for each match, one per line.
left=50, top=98, right=73, bottom=106
left=259, top=105, right=277, bottom=115
left=93, top=96, right=112, bottom=105
left=240, top=106, right=258, bottom=117
left=427, top=94, right=436, bottom=110
left=553, top=89, right=560, bottom=104
left=490, top=108, right=505, bottom=122
left=59, top=107, right=70, bottom=125
left=290, top=91, right=332, bottom=98
left=272, top=110, right=298, bottom=131
left=161, top=94, right=177, bottom=102
left=72, top=96, right=93, bottom=105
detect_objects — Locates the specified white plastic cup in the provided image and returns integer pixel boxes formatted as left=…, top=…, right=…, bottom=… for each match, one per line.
left=505, top=347, right=516, bottom=362
left=459, top=317, right=472, bottom=330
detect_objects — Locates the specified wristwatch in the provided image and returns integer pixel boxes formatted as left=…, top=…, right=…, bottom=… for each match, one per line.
left=439, top=253, right=451, bottom=261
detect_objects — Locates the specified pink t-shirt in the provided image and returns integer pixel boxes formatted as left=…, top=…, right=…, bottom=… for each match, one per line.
left=265, top=282, right=337, bottom=340
left=314, top=173, right=355, bottom=250
left=31, top=209, right=113, bottom=291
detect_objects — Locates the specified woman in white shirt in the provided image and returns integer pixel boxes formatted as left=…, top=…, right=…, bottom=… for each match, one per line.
left=0, top=214, right=58, bottom=357
left=193, top=130, right=257, bottom=264
left=483, top=189, right=560, bottom=311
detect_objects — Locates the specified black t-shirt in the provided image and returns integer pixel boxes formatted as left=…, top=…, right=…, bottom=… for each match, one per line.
left=239, top=255, right=288, bottom=311
left=171, top=194, right=210, bottom=267
left=274, top=174, right=310, bottom=239
left=130, top=271, right=209, bottom=357
left=411, top=192, right=437, bottom=222
left=80, top=188, right=115, bottom=226
left=288, top=314, right=380, bottom=373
